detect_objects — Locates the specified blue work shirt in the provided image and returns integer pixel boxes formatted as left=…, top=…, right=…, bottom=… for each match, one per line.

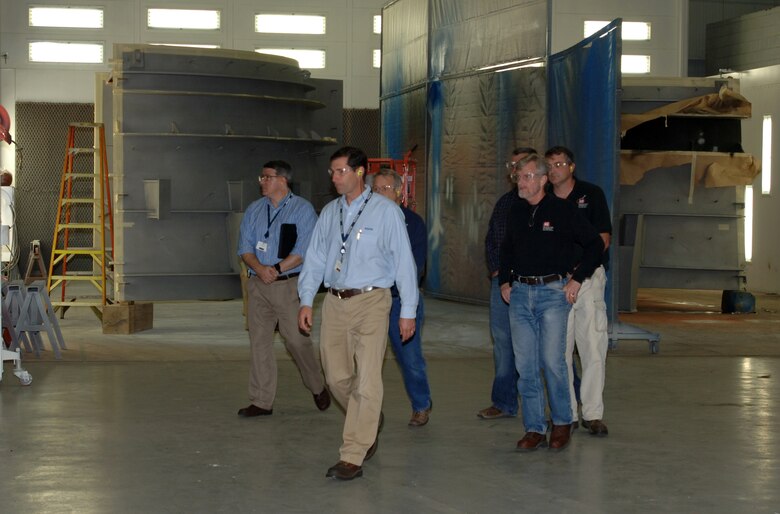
left=237, top=192, right=317, bottom=274
left=298, top=186, right=419, bottom=319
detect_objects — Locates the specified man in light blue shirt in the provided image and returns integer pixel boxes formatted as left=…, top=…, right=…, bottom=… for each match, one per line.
left=298, top=146, right=418, bottom=481
left=237, top=160, right=329, bottom=418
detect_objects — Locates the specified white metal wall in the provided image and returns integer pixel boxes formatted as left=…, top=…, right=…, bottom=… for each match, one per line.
left=0, top=0, right=386, bottom=172
left=0, top=1, right=385, bottom=102
left=740, top=64, right=780, bottom=293
left=550, top=0, right=688, bottom=76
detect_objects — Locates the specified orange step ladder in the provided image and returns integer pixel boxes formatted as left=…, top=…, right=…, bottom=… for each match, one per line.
left=46, top=122, right=114, bottom=319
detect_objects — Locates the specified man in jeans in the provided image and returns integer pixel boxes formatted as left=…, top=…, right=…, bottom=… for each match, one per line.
left=499, top=153, right=603, bottom=452
left=478, top=147, right=536, bottom=420
left=368, top=167, right=432, bottom=427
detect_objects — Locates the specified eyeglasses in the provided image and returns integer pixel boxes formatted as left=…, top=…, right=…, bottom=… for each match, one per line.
left=372, top=185, right=395, bottom=193
left=511, top=172, right=543, bottom=183
left=548, top=161, right=571, bottom=168
left=259, top=175, right=280, bottom=182
left=327, top=166, right=353, bottom=177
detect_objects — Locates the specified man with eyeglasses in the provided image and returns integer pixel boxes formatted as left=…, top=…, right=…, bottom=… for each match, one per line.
left=298, top=147, right=419, bottom=481
left=236, top=160, right=330, bottom=418
left=499, top=153, right=603, bottom=452
left=477, top=147, right=537, bottom=421
left=367, top=167, right=432, bottom=428
left=545, top=146, right=613, bottom=437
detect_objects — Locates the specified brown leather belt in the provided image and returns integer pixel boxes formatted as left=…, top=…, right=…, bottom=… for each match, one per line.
left=513, top=273, right=563, bottom=286
left=275, top=272, right=300, bottom=281
left=328, top=286, right=380, bottom=299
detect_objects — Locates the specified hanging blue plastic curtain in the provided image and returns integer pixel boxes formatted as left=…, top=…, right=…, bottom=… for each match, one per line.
left=547, top=20, right=621, bottom=320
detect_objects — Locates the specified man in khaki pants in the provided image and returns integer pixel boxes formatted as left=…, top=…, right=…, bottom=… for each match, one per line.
left=237, top=160, right=330, bottom=418
left=298, top=147, right=419, bottom=481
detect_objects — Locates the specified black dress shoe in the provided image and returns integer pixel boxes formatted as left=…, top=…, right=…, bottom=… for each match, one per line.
left=364, top=411, right=384, bottom=461
left=582, top=419, right=609, bottom=436
left=365, top=437, right=379, bottom=461
left=313, top=388, right=331, bottom=411
left=325, top=460, right=363, bottom=480
left=237, top=404, right=272, bottom=417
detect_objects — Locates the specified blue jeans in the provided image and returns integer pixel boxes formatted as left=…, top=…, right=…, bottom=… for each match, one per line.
left=509, top=279, right=573, bottom=434
left=389, top=295, right=431, bottom=412
left=489, top=276, right=519, bottom=415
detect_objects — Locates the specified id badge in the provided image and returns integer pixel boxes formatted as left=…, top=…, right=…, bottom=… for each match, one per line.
left=256, top=241, right=268, bottom=252
left=334, top=260, right=342, bottom=273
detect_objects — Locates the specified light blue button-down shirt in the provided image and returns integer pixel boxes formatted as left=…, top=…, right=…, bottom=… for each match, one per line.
left=298, top=186, right=419, bottom=318
left=237, top=192, right=317, bottom=274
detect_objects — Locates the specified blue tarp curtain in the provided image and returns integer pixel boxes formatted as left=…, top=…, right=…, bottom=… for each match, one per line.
left=547, top=20, right=622, bottom=320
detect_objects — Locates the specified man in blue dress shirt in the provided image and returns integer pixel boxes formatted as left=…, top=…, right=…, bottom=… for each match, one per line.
left=367, top=167, right=432, bottom=427
left=237, top=160, right=330, bottom=418
left=298, top=147, right=419, bottom=481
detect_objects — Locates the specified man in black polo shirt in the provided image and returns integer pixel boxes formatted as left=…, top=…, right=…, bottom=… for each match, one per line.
left=546, top=146, right=612, bottom=437
left=499, top=153, right=603, bottom=452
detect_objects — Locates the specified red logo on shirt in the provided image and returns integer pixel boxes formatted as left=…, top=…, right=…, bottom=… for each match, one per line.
left=542, top=221, right=554, bottom=232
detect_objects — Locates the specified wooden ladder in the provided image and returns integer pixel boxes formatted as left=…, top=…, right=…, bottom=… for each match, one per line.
left=46, top=122, right=114, bottom=319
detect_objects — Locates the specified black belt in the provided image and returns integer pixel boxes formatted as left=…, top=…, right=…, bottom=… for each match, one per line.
left=328, top=286, right=380, bottom=299
left=512, top=273, right=563, bottom=286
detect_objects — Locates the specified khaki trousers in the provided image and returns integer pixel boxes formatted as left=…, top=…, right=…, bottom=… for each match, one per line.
left=247, top=276, right=325, bottom=409
left=566, top=266, right=609, bottom=421
left=320, top=288, right=391, bottom=466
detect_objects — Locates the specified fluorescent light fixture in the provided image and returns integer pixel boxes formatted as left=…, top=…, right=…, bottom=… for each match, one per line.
left=621, top=55, right=651, bottom=74
left=373, top=49, right=381, bottom=68
left=29, top=7, right=103, bottom=28
left=373, top=15, right=382, bottom=34
left=255, top=14, right=325, bottom=34
left=147, top=9, right=220, bottom=30
left=256, top=48, right=325, bottom=69
left=29, top=41, right=103, bottom=63
left=479, top=57, right=545, bottom=72
left=584, top=21, right=651, bottom=40
left=149, top=43, right=220, bottom=49
left=745, top=185, right=753, bottom=262
left=762, top=115, right=772, bottom=195
left=496, top=62, right=544, bottom=73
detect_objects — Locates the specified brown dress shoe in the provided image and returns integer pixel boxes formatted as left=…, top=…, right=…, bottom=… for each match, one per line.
left=516, top=432, right=547, bottom=451
left=549, top=424, right=573, bottom=451
left=325, top=461, right=363, bottom=480
left=582, top=419, right=609, bottom=437
left=313, top=388, right=331, bottom=411
left=478, top=406, right=515, bottom=419
left=408, top=400, right=432, bottom=427
left=237, top=404, right=272, bottom=417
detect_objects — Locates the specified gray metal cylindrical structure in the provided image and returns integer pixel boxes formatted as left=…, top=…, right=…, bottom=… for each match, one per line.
left=109, top=45, right=341, bottom=301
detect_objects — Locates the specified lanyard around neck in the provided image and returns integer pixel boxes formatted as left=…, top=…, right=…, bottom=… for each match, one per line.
left=265, top=193, right=292, bottom=239
left=339, top=191, right=373, bottom=255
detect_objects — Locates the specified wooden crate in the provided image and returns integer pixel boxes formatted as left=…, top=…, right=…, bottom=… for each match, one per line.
left=102, top=302, right=154, bottom=334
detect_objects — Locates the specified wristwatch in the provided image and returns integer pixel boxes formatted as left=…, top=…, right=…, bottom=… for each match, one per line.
left=273, top=263, right=282, bottom=273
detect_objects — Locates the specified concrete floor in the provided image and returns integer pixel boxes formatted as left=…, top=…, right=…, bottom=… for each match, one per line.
left=1, top=289, right=779, bottom=513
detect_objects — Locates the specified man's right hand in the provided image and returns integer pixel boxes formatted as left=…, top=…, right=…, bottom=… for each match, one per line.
left=298, top=306, right=313, bottom=334
left=258, top=265, right=278, bottom=284
left=500, top=283, right=512, bottom=304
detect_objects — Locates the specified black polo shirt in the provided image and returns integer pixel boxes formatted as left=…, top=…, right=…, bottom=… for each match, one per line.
left=498, top=193, right=604, bottom=286
left=566, top=179, right=612, bottom=267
